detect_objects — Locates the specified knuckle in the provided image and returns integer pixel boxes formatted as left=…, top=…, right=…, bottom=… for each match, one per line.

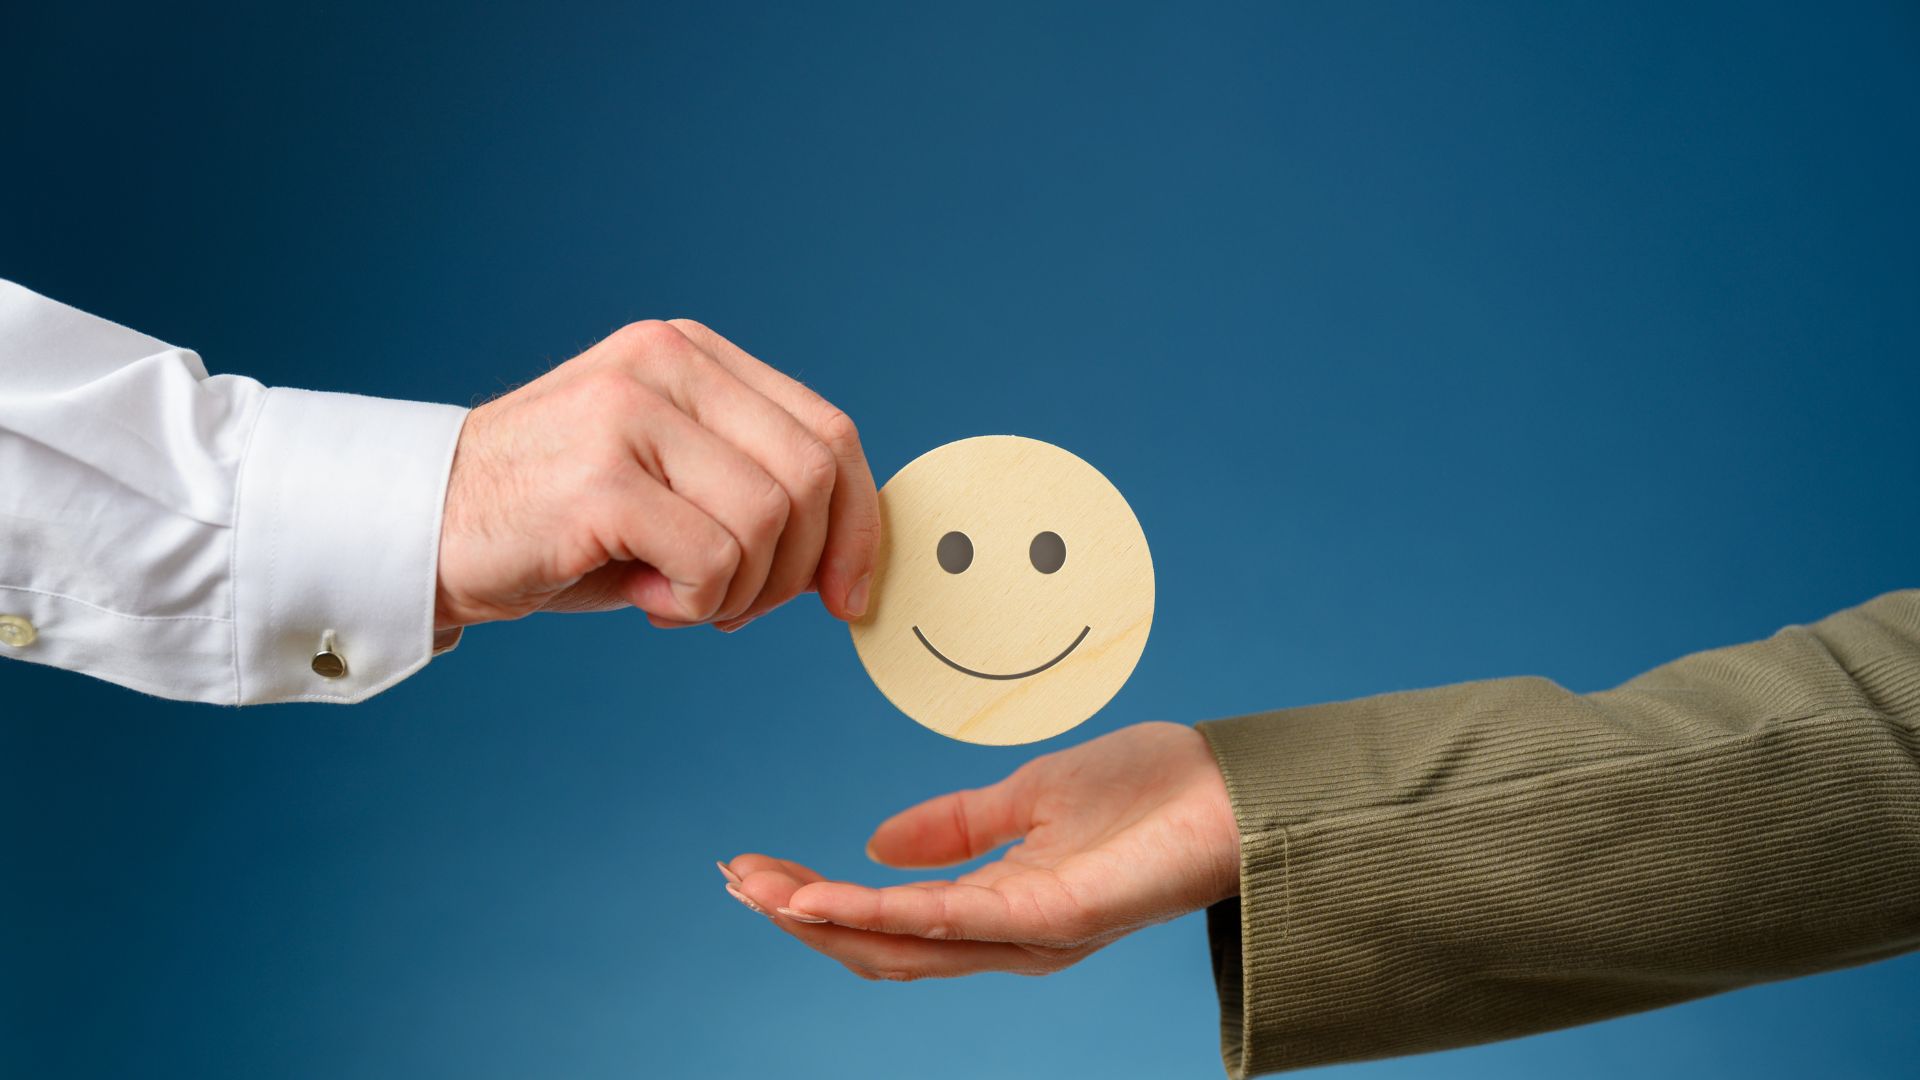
left=920, top=890, right=957, bottom=942
left=744, top=473, right=791, bottom=536
left=578, top=365, right=642, bottom=409
left=947, top=794, right=980, bottom=858
left=611, top=319, right=685, bottom=353
left=816, top=405, right=861, bottom=454
left=691, top=532, right=743, bottom=586
left=609, top=321, right=698, bottom=384
left=847, top=514, right=883, bottom=552
left=665, top=317, right=712, bottom=340
left=795, top=437, right=837, bottom=498
left=574, top=378, right=664, bottom=446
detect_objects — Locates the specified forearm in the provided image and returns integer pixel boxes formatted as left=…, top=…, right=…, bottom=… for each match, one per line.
left=0, top=279, right=467, bottom=703
left=1198, top=590, right=1920, bottom=1077
left=2, top=282, right=880, bottom=702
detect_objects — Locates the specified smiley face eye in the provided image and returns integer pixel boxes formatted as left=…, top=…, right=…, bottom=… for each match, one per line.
left=1029, top=531, right=1066, bottom=574
left=937, top=531, right=974, bottom=574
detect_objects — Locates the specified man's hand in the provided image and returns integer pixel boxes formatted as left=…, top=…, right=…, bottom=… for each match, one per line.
left=719, top=722, right=1241, bottom=980
left=434, top=319, right=879, bottom=632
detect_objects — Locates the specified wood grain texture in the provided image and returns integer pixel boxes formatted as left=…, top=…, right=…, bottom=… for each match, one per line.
left=850, top=436, right=1153, bottom=745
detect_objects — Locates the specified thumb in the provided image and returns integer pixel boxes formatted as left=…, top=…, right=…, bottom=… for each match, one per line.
left=866, top=775, right=1035, bottom=869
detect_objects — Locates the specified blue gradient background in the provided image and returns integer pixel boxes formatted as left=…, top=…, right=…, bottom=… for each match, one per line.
left=4, top=2, right=1918, bottom=1077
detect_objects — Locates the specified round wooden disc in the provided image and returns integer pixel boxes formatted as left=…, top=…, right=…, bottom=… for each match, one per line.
left=850, top=436, right=1154, bottom=745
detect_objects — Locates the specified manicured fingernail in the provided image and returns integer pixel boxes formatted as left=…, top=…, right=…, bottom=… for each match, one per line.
left=725, top=884, right=768, bottom=916
left=845, top=575, right=871, bottom=619
left=716, top=860, right=741, bottom=884
left=778, top=907, right=830, bottom=924
left=716, top=615, right=757, bottom=634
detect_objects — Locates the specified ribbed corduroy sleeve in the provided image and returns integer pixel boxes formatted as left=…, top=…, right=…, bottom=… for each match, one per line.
left=1196, top=590, right=1920, bottom=1077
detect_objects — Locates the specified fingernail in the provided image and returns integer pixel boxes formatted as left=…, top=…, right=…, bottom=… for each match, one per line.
left=670, top=582, right=708, bottom=622
left=725, top=884, right=768, bottom=916
left=716, top=615, right=757, bottom=634
left=845, top=575, right=871, bottom=619
left=716, top=860, right=741, bottom=884
left=778, top=907, right=830, bottom=924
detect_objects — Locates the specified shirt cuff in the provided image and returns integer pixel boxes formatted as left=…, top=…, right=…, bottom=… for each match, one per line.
left=233, top=387, right=469, bottom=704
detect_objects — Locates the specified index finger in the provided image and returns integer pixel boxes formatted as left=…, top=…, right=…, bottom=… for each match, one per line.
left=667, top=320, right=881, bottom=620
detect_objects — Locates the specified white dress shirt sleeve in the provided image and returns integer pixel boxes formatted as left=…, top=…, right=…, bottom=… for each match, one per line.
left=0, top=278, right=470, bottom=704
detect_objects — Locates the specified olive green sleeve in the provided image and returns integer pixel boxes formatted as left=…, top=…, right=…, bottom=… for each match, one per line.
left=1196, top=590, right=1920, bottom=1077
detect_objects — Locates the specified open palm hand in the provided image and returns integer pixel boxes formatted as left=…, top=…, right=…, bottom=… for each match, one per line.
left=721, top=722, right=1241, bottom=980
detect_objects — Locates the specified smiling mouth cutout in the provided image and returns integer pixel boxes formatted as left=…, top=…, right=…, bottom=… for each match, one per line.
left=911, top=625, right=1092, bottom=681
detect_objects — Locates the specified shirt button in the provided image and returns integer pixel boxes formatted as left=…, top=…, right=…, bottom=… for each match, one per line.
left=0, top=614, right=37, bottom=648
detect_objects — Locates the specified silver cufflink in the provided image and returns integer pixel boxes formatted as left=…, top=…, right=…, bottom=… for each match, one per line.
left=311, top=629, right=348, bottom=679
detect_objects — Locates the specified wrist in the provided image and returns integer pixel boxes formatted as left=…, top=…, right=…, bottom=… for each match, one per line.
left=432, top=405, right=512, bottom=631
left=1192, top=726, right=1245, bottom=904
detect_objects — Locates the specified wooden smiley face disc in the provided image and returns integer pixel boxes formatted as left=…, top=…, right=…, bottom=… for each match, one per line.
left=850, top=436, right=1153, bottom=745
